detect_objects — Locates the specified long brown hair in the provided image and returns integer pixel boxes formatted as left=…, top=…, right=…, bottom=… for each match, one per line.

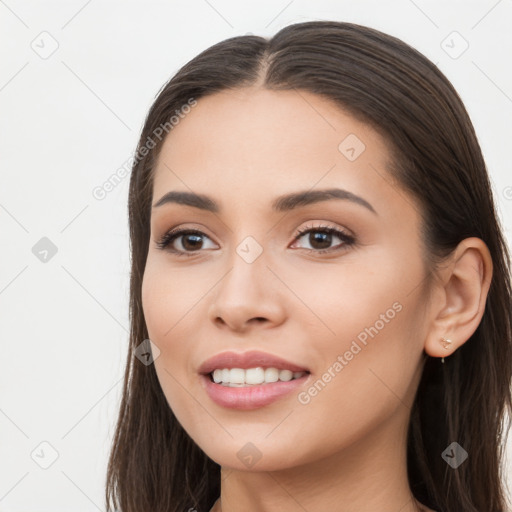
left=106, top=21, right=512, bottom=512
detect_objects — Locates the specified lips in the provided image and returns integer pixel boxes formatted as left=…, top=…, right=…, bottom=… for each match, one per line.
left=201, top=373, right=309, bottom=409
left=198, top=350, right=310, bottom=375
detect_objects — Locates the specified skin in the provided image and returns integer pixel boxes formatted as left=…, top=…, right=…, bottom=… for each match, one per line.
left=141, top=86, right=492, bottom=512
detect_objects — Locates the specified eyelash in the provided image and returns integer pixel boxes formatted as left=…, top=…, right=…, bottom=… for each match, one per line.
left=155, top=223, right=356, bottom=257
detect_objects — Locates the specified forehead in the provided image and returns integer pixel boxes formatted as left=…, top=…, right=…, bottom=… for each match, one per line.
left=151, top=87, right=402, bottom=217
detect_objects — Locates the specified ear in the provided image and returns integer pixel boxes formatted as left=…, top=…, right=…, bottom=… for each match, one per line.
left=424, top=237, right=493, bottom=360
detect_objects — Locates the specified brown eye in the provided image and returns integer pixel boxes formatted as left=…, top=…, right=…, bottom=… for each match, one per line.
left=291, top=225, right=355, bottom=254
left=156, top=229, right=217, bottom=255
left=180, top=233, right=205, bottom=251
left=306, top=231, right=333, bottom=250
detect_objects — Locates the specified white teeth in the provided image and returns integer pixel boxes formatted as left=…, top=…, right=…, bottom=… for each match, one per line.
left=210, top=367, right=307, bottom=386
left=264, top=367, right=279, bottom=382
left=279, top=369, right=293, bottom=381
left=246, top=367, right=265, bottom=385
left=230, top=368, right=245, bottom=384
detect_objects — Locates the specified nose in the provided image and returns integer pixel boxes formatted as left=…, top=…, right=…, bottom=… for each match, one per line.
left=207, top=249, right=287, bottom=333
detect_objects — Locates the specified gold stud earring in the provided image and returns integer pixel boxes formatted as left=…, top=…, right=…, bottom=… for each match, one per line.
left=440, top=336, right=452, bottom=363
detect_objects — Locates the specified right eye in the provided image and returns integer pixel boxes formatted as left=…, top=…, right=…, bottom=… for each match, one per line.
left=156, top=228, right=218, bottom=256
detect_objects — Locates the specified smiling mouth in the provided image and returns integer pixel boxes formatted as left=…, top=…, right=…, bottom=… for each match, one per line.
left=209, top=367, right=309, bottom=387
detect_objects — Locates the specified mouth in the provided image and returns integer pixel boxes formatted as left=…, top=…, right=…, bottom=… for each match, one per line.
left=200, top=368, right=311, bottom=410
left=198, top=350, right=311, bottom=409
left=208, top=367, right=310, bottom=387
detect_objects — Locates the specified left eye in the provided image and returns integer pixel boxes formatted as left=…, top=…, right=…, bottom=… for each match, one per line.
left=291, top=226, right=355, bottom=253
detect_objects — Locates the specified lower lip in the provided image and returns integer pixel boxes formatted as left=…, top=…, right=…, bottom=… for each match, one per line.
left=200, top=374, right=309, bottom=410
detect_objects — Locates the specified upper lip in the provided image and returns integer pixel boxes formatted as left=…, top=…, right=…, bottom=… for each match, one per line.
left=198, top=350, right=310, bottom=375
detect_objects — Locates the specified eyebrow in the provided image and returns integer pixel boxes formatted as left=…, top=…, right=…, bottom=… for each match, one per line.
left=152, top=188, right=377, bottom=215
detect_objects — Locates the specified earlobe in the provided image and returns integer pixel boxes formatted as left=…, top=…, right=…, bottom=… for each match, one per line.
left=424, top=237, right=493, bottom=361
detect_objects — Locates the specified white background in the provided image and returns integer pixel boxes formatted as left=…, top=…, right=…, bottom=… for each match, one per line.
left=1, top=0, right=511, bottom=510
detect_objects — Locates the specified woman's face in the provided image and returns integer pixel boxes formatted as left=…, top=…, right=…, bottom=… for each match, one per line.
left=142, top=87, right=432, bottom=470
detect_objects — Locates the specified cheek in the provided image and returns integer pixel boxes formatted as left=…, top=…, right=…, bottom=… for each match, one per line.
left=141, top=255, right=210, bottom=341
left=289, top=292, right=425, bottom=465
left=141, top=263, right=194, bottom=419
left=141, top=256, right=214, bottom=405
left=287, top=250, right=426, bottom=404
left=280, top=251, right=413, bottom=350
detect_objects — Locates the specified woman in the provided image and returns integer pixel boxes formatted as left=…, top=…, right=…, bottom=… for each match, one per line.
left=106, top=21, right=512, bottom=512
